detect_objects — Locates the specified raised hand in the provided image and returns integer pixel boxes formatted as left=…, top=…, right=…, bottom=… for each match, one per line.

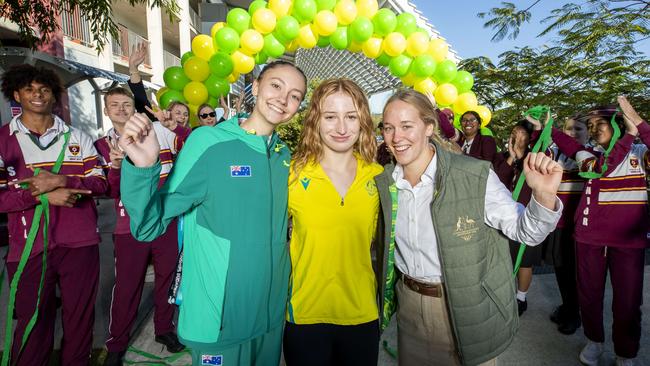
left=220, top=96, right=230, bottom=118
left=118, top=112, right=160, bottom=167
left=523, top=152, right=563, bottom=210
left=235, top=90, right=245, bottom=114
left=145, top=104, right=177, bottom=131
left=15, top=169, right=67, bottom=196
left=128, top=42, right=148, bottom=84
left=618, top=96, right=643, bottom=136
left=44, top=188, right=92, bottom=207
left=109, top=137, right=125, bottom=169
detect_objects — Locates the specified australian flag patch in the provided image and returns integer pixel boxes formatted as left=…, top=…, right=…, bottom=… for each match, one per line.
left=230, top=165, right=252, bottom=177
left=201, top=354, right=222, bottom=365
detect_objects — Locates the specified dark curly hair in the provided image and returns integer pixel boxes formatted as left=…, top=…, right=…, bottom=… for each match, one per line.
left=1, top=64, right=64, bottom=103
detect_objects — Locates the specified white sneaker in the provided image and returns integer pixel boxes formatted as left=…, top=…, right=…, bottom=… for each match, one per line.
left=579, top=340, right=603, bottom=365
left=616, top=356, right=636, bottom=366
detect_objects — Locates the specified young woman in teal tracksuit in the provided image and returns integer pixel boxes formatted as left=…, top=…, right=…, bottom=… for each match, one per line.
left=117, top=61, right=307, bottom=366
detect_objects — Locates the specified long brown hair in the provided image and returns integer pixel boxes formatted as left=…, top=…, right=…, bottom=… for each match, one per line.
left=383, top=88, right=460, bottom=153
left=292, top=79, right=377, bottom=177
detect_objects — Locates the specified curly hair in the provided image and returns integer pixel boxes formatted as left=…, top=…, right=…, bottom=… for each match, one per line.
left=383, top=89, right=460, bottom=153
left=292, top=79, right=377, bottom=178
left=1, top=64, right=64, bottom=102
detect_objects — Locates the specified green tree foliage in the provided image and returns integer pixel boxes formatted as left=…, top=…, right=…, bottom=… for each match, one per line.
left=466, top=0, right=650, bottom=144
left=277, top=79, right=322, bottom=152
left=0, top=0, right=179, bottom=53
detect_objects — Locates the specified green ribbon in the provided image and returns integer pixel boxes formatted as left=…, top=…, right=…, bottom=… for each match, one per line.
left=578, top=111, right=621, bottom=179
left=380, top=183, right=399, bottom=331
left=511, top=106, right=554, bottom=276
left=2, top=131, right=70, bottom=366
left=123, top=346, right=191, bottom=366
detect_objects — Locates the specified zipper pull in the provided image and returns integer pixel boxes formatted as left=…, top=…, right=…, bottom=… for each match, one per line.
left=340, top=198, right=344, bottom=206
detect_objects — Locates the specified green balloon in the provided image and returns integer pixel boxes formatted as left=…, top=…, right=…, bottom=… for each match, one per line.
left=248, top=0, right=267, bottom=16
left=389, top=54, right=412, bottom=77
left=160, top=90, right=186, bottom=109
left=207, top=96, right=219, bottom=108
left=349, top=16, right=373, bottom=43
left=255, top=51, right=269, bottom=64
left=181, top=51, right=194, bottom=65
left=292, top=0, right=317, bottom=23
left=452, top=70, right=474, bottom=93
left=264, top=33, right=285, bottom=58
left=434, top=60, right=457, bottom=83
left=330, top=27, right=348, bottom=50
left=215, top=27, right=240, bottom=54
left=480, top=127, right=493, bottom=136
left=376, top=52, right=392, bottom=67
left=372, top=9, right=397, bottom=37
left=315, top=0, right=336, bottom=11
left=412, top=55, right=436, bottom=77
left=205, top=74, right=230, bottom=98
left=227, top=8, right=251, bottom=35
left=317, top=35, right=330, bottom=47
left=277, top=15, right=300, bottom=41
left=208, top=52, right=234, bottom=78
left=396, top=13, right=417, bottom=37
left=163, top=66, right=190, bottom=91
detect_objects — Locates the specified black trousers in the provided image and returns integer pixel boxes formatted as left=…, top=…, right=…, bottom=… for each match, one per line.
left=283, top=320, right=380, bottom=366
left=544, top=227, right=579, bottom=317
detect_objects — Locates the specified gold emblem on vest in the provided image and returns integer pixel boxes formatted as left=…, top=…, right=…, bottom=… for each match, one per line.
left=453, top=216, right=479, bottom=241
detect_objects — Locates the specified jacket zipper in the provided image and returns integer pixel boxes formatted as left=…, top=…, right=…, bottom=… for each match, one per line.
left=266, top=136, right=274, bottom=332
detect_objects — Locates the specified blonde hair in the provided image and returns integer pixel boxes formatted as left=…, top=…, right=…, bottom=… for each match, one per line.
left=292, top=79, right=377, bottom=177
left=383, top=88, right=460, bottom=153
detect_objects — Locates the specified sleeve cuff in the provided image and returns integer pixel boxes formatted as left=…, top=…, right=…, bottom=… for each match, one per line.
left=527, top=194, right=563, bottom=222
left=122, top=157, right=162, bottom=177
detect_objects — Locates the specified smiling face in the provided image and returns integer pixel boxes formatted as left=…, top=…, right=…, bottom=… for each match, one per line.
left=588, top=116, right=613, bottom=147
left=198, top=105, right=216, bottom=126
left=460, top=111, right=480, bottom=139
left=13, top=81, right=56, bottom=115
left=104, top=93, right=135, bottom=126
left=563, top=118, right=589, bottom=145
left=252, top=65, right=306, bottom=126
left=318, top=91, right=360, bottom=155
left=170, top=104, right=189, bottom=126
left=382, top=99, right=434, bottom=171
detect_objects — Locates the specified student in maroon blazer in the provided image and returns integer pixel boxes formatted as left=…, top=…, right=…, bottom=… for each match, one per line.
left=542, top=98, right=649, bottom=366
left=0, top=64, right=108, bottom=365
left=436, top=106, right=499, bottom=164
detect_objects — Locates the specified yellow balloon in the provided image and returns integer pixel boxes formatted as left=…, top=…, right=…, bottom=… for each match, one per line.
left=155, top=87, right=168, bottom=103
left=428, top=37, right=448, bottom=62
left=414, top=78, right=436, bottom=94
left=227, top=72, right=241, bottom=83
left=252, top=8, right=277, bottom=34
left=240, top=29, right=264, bottom=55
left=334, top=0, right=357, bottom=25
left=231, top=50, right=256, bottom=74
left=362, top=37, right=383, bottom=59
left=475, top=105, right=492, bottom=126
left=211, top=22, right=226, bottom=39
left=383, top=32, right=406, bottom=57
left=406, top=32, right=429, bottom=57
left=400, top=72, right=419, bottom=87
left=313, top=10, right=337, bottom=36
left=453, top=92, right=478, bottom=114
left=356, top=0, right=378, bottom=18
left=348, top=41, right=363, bottom=53
left=268, top=0, right=292, bottom=18
left=297, top=24, right=318, bottom=48
left=183, top=81, right=209, bottom=105
left=183, top=57, right=211, bottom=81
left=434, top=83, right=458, bottom=106
left=191, top=34, right=215, bottom=61
left=286, top=39, right=300, bottom=52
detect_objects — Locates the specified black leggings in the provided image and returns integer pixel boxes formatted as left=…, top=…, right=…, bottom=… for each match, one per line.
left=283, top=320, right=380, bottom=366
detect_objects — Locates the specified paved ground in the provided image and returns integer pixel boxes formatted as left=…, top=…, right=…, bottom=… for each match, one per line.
left=1, top=199, right=649, bottom=365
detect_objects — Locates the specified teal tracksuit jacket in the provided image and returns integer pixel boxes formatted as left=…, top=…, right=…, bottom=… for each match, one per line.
left=120, top=117, right=291, bottom=349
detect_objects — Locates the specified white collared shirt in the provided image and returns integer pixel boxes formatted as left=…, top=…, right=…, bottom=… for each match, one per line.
left=9, top=114, right=68, bottom=148
left=392, top=152, right=562, bottom=284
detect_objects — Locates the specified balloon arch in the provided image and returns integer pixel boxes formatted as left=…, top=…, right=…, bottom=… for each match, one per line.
left=157, top=0, right=492, bottom=130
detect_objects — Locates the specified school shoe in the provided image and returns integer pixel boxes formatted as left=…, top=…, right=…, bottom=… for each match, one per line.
left=103, top=350, right=125, bottom=366
left=579, top=340, right=603, bottom=366
left=517, top=299, right=527, bottom=316
left=558, top=315, right=581, bottom=335
left=155, top=332, right=185, bottom=353
left=615, top=356, right=637, bottom=366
